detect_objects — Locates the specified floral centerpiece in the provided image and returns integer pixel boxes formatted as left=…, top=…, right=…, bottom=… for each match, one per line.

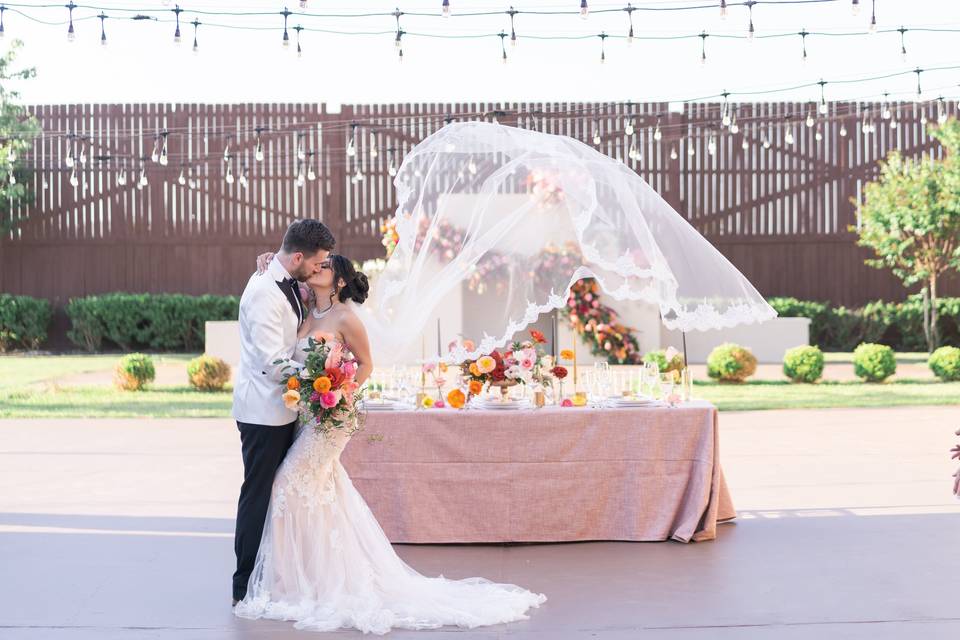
left=275, top=332, right=364, bottom=435
left=460, top=330, right=556, bottom=401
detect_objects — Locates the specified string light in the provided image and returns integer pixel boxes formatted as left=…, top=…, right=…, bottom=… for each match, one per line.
left=625, top=3, right=635, bottom=45
left=116, top=166, right=126, bottom=186
left=720, top=0, right=727, bottom=19
left=138, top=162, right=148, bottom=188
left=225, top=160, right=234, bottom=184
left=352, top=165, right=365, bottom=182
left=79, top=146, right=86, bottom=166
left=741, top=137, right=749, bottom=150
left=762, top=133, right=771, bottom=149
left=173, top=5, right=183, bottom=43
left=805, top=109, right=815, bottom=127
left=687, top=142, right=695, bottom=156
left=508, top=6, right=518, bottom=47
left=624, top=115, right=635, bottom=136
left=840, top=123, right=848, bottom=136
left=299, top=0, right=308, bottom=8
left=898, top=26, right=907, bottom=62
left=159, top=133, right=168, bottom=166
left=394, top=8, right=404, bottom=62
left=307, top=162, right=316, bottom=181
left=98, top=12, right=107, bottom=45
left=592, top=120, right=601, bottom=145
left=66, top=1, right=76, bottom=42
left=346, top=125, right=357, bottom=156
left=669, top=146, right=678, bottom=160
left=580, top=0, right=589, bottom=20
left=746, top=0, right=756, bottom=40
left=255, top=130, right=264, bottom=162
left=191, top=18, right=200, bottom=54
left=707, top=135, right=717, bottom=155
left=599, top=31, right=607, bottom=64
left=178, top=168, right=185, bottom=185
left=799, top=29, right=808, bottom=62
left=699, top=31, right=708, bottom=65
left=69, top=166, right=78, bottom=187
left=468, top=158, right=478, bottom=174
left=653, top=118, right=662, bottom=142
left=297, top=162, right=307, bottom=186
left=281, top=7, right=291, bottom=48
left=297, top=134, right=305, bottom=161
left=881, top=93, right=891, bottom=119
left=223, top=140, right=231, bottom=163
left=150, top=137, right=160, bottom=163
left=0, top=6, right=6, bottom=38
left=815, top=123, right=823, bottom=141
left=729, top=109, right=740, bottom=134
left=441, top=0, right=452, bottom=18
left=784, top=124, right=795, bottom=145
left=294, top=25, right=303, bottom=57
left=914, top=67, right=923, bottom=100
left=869, top=0, right=877, bottom=32
left=851, top=0, right=860, bottom=15
left=937, top=97, right=947, bottom=124
left=369, top=132, right=378, bottom=158
left=818, top=79, right=829, bottom=115
left=498, top=31, right=508, bottom=63
left=721, top=91, right=731, bottom=127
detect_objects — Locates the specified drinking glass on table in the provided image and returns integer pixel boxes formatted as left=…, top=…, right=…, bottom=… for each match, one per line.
left=643, top=361, right=659, bottom=396
left=659, top=373, right=677, bottom=405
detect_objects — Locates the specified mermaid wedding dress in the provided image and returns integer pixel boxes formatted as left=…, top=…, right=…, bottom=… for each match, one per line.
left=234, top=338, right=546, bottom=634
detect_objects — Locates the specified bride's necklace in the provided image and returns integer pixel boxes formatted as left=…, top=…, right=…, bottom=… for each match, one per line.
left=312, top=303, right=334, bottom=319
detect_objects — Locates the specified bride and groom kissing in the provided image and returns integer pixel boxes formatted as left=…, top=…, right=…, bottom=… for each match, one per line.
left=230, top=219, right=546, bottom=635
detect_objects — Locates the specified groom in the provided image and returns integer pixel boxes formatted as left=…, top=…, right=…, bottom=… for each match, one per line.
left=231, top=219, right=336, bottom=605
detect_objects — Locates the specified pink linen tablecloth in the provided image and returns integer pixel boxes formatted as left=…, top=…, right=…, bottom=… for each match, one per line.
left=340, top=400, right=735, bottom=544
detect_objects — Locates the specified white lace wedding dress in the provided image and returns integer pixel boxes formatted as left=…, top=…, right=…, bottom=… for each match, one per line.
left=234, top=338, right=546, bottom=634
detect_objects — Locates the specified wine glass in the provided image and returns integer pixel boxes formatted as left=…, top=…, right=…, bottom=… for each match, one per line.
left=659, top=373, right=676, bottom=405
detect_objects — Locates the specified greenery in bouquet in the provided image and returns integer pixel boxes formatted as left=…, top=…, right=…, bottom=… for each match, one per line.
left=275, top=333, right=365, bottom=435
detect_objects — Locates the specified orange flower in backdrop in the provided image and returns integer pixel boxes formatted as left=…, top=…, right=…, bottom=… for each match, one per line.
left=530, top=329, right=547, bottom=344
left=286, top=377, right=300, bottom=390
left=446, top=388, right=466, bottom=409
left=313, top=376, right=332, bottom=393
left=438, top=362, right=449, bottom=373
left=469, top=362, right=482, bottom=377
left=468, top=379, right=483, bottom=395
left=477, top=356, right=496, bottom=374
left=560, top=349, right=575, bottom=361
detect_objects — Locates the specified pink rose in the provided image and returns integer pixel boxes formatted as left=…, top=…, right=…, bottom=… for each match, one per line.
left=422, top=362, right=436, bottom=373
left=320, top=390, right=341, bottom=409
left=434, top=400, right=445, bottom=409
left=591, top=300, right=600, bottom=308
left=342, top=361, right=357, bottom=378
left=520, top=357, right=534, bottom=370
left=561, top=399, right=573, bottom=407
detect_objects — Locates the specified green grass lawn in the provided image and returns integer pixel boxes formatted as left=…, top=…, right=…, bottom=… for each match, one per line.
left=0, top=352, right=955, bottom=418
left=694, top=379, right=960, bottom=412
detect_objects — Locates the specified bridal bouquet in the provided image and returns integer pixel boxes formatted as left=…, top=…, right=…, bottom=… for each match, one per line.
left=274, top=332, right=364, bottom=435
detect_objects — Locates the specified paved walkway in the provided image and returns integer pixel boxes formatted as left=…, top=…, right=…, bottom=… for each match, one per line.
left=1, top=406, right=959, bottom=639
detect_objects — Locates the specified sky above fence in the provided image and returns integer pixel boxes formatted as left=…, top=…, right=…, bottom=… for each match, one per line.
left=5, top=0, right=960, bottom=106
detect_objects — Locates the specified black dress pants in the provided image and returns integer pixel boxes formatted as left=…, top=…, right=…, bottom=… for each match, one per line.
left=232, top=419, right=296, bottom=601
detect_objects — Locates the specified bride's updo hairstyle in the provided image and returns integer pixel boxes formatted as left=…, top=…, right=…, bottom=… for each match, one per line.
left=330, top=254, right=369, bottom=305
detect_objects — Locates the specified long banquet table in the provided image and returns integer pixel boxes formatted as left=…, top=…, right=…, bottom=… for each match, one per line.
left=340, top=400, right=735, bottom=544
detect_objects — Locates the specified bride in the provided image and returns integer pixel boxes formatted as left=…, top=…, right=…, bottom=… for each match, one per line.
left=234, top=253, right=547, bottom=634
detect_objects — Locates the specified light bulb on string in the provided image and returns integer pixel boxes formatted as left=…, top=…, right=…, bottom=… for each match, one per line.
left=300, top=0, right=308, bottom=8
left=699, top=31, right=708, bottom=65
left=819, top=100, right=828, bottom=115
left=799, top=29, right=808, bottom=63
left=159, top=135, right=169, bottom=166
left=388, top=161, right=397, bottom=177
left=192, top=19, right=201, bottom=54
left=720, top=0, right=728, bottom=19
left=762, top=135, right=771, bottom=149
left=139, top=164, right=148, bottom=188
left=223, top=140, right=231, bottom=163
left=42, top=177, right=48, bottom=190
left=0, top=6, right=7, bottom=38
left=307, top=164, right=316, bottom=181
left=898, top=26, right=907, bottom=62
left=255, top=133, right=264, bottom=162
left=65, top=144, right=74, bottom=168
left=720, top=94, right=731, bottom=127
left=937, top=98, right=947, bottom=124
left=815, top=124, right=823, bottom=141
left=178, top=168, right=186, bottom=185
left=624, top=3, right=635, bottom=45
left=468, top=159, right=477, bottom=175
left=920, top=111, right=928, bottom=125
left=188, top=178, right=197, bottom=189
left=506, top=7, right=518, bottom=48
left=881, top=94, right=891, bottom=119
left=669, top=146, right=678, bottom=160
left=741, top=138, right=749, bottom=150
left=890, top=117, right=898, bottom=129
left=653, top=118, right=662, bottom=142
left=394, top=8, right=405, bottom=62
left=150, top=138, right=160, bottom=163
left=69, top=166, right=78, bottom=187
left=730, top=112, right=740, bottom=134
left=784, top=126, right=795, bottom=145
left=840, top=123, right=848, bottom=137
left=746, top=0, right=756, bottom=40
left=117, top=167, right=126, bottom=186
left=806, top=110, right=815, bottom=128
left=225, top=162, right=235, bottom=185
left=294, top=25, right=303, bottom=58
left=353, top=166, right=365, bottom=182
left=628, top=139, right=638, bottom=160
left=346, top=127, right=357, bottom=157
left=173, top=6, right=183, bottom=43
left=281, top=7, right=291, bottom=49
left=296, top=164, right=306, bottom=187
left=66, top=1, right=76, bottom=42
left=79, top=146, right=86, bottom=166
left=580, top=0, right=589, bottom=20
left=869, top=0, right=877, bottom=32
left=707, top=135, right=717, bottom=156
left=687, top=143, right=695, bottom=157
left=851, top=0, right=861, bottom=15
left=624, top=115, right=635, bottom=137
left=599, top=32, right=607, bottom=64
left=98, top=12, right=107, bottom=46
left=592, top=121, right=601, bottom=145
left=442, top=0, right=451, bottom=17
left=297, top=135, right=305, bottom=161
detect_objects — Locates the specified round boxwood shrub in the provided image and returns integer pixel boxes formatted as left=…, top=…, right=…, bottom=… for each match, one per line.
left=187, top=355, right=232, bottom=391
left=782, top=345, right=825, bottom=383
left=706, top=343, right=757, bottom=383
left=852, top=343, right=896, bottom=382
left=114, top=353, right=156, bottom=391
left=928, top=346, right=960, bottom=382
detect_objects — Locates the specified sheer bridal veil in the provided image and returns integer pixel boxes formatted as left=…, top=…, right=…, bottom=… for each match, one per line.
left=353, top=121, right=775, bottom=365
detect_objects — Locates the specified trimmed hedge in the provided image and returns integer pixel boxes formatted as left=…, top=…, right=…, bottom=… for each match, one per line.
left=768, top=295, right=960, bottom=352
left=928, top=346, right=960, bottom=382
left=706, top=343, right=758, bottom=383
left=187, top=355, right=232, bottom=391
left=783, top=345, right=825, bottom=383
left=0, top=294, right=51, bottom=351
left=66, top=293, right=239, bottom=352
left=853, top=343, right=897, bottom=382
left=114, top=353, right=156, bottom=391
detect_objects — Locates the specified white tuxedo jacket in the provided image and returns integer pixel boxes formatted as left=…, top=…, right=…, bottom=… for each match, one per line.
left=232, top=258, right=305, bottom=426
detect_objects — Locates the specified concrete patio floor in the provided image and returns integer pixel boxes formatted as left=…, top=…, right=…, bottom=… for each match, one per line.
left=1, top=406, right=959, bottom=639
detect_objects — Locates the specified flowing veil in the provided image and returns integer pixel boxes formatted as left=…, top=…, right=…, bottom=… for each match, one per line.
left=354, top=121, right=775, bottom=365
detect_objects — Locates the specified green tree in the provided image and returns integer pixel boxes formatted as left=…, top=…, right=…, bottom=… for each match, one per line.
left=0, top=40, right=39, bottom=233
left=855, top=118, right=960, bottom=352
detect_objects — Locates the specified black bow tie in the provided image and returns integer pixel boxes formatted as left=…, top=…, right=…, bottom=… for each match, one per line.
left=278, top=277, right=296, bottom=289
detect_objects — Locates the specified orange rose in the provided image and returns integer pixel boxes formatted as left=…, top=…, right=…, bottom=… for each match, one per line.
left=439, top=362, right=449, bottom=373
left=469, top=362, right=482, bottom=377
left=282, top=389, right=300, bottom=410
left=468, top=379, right=483, bottom=396
left=313, top=376, right=332, bottom=393
left=560, top=349, right=575, bottom=361
left=286, top=377, right=300, bottom=390
left=446, top=388, right=466, bottom=409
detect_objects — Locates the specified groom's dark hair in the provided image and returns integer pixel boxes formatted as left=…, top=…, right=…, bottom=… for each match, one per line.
left=281, top=219, right=335, bottom=256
